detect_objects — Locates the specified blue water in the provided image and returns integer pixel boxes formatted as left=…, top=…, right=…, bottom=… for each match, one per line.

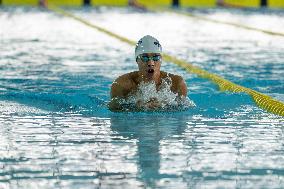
left=0, top=7, right=284, bottom=189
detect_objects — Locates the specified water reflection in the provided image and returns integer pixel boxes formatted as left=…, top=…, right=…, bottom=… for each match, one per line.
left=109, top=112, right=284, bottom=188
left=110, top=114, right=188, bottom=188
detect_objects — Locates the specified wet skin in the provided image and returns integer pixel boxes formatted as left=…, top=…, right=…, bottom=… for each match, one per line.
left=109, top=53, right=187, bottom=111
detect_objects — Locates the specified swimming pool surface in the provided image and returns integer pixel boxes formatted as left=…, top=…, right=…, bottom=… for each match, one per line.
left=0, top=6, right=284, bottom=189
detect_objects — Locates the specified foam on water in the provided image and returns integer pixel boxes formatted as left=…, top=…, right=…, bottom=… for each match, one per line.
left=118, top=77, right=195, bottom=111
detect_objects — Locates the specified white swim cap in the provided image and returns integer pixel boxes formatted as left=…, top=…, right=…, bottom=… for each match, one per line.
left=135, top=35, right=162, bottom=59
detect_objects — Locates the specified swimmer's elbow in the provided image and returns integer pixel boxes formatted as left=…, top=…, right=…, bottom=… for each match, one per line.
left=108, top=98, right=122, bottom=112
left=109, top=88, right=125, bottom=111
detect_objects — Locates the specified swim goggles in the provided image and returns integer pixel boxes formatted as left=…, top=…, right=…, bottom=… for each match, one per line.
left=139, top=54, right=161, bottom=63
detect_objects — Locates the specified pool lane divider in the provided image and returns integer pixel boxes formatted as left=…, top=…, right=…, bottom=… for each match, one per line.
left=48, top=6, right=284, bottom=117
left=149, top=7, right=284, bottom=37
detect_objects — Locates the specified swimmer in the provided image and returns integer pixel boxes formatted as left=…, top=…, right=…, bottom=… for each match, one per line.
left=128, top=0, right=146, bottom=10
left=216, top=0, right=245, bottom=8
left=109, top=35, right=187, bottom=111
left=39, top=0, right=47, bottom=7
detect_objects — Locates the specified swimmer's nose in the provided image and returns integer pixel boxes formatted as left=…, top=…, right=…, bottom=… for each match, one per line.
left=147, top=60, right=155, bottom=68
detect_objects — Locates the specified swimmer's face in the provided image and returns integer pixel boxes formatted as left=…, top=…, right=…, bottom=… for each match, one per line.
left=137, top=53, right=162, bottom=79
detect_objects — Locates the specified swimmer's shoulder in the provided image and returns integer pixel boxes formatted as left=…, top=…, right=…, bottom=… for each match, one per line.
left=161, top=71, right=184, bottom=83
left=114, top=71, right=139, bottom=85
left=161, top=71, right=187, bottom=96
left=111, top=71, right=139, bottom=95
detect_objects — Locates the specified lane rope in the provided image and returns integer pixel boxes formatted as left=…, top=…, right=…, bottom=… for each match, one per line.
left=48, top=6, right=284, bottom=117
left=148, top=7, right=284, bottom=37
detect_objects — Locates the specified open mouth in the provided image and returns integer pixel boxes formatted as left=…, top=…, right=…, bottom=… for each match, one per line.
left=148, top=69, right=154, bottom=74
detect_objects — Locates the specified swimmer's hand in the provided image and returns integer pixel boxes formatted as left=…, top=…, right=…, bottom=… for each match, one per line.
left=108, top=97, right=146, bottom=112
left=109, top=97, right=162, bottom=112
left=108, top=97, right=125, bottom=112
left=137, top=98, right=161, bottom=110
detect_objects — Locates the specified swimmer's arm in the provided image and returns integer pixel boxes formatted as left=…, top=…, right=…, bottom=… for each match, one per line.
left=109, top=79, right=156, bottom=111
left=108, top=97, right=123, bottom=112
left=109, top=77, right=133, bottom=112
left=109, top=83, right=126, bottom=112
left=178, top=78, right=187, bottom=97
left=172, top=76, right=187, bottom=97
left=139, top=98, right=161, bottom=110
left=109, top=97, right=142, bottom=112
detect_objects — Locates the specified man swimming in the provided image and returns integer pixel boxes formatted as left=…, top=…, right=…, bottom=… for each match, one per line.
left=109, top=35, right=187, bottom=111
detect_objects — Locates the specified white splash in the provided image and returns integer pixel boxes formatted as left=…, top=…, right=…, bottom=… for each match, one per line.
left=119, top=78, right=195, bottom=111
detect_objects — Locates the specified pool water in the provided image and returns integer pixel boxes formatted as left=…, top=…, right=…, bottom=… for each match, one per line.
left=0, top=7, right=284, bottom=189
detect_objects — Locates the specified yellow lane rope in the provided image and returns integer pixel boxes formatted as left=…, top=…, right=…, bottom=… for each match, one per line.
left=48, top=6, right=284, bottom=117
left=149, top=7, right=284, bottom=37
left=176, top=10, right=284, bottom=37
